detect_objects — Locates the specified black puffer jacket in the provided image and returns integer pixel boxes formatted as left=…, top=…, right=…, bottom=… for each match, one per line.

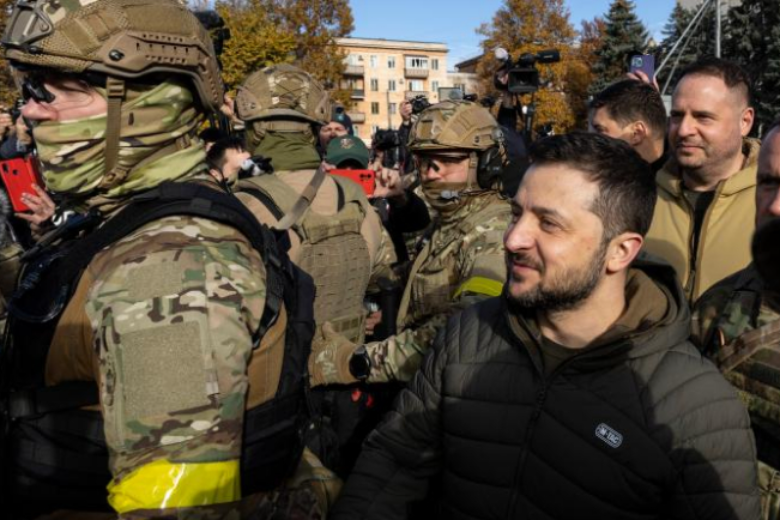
left=332, top=259, right=759, bottom=519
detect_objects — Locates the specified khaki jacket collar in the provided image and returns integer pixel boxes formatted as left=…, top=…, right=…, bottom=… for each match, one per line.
left=656, top=137, right=760, bottom=198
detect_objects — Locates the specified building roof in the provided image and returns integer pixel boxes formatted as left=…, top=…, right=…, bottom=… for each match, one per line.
left=335, top=36, right=447, bottom=52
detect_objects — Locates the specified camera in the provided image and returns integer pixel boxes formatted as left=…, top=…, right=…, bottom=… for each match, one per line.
left=372, top=129, right=401, bottom=151
left=495, top=48, right=561, bottom=94
left=408, top=95, right=431, bottom=115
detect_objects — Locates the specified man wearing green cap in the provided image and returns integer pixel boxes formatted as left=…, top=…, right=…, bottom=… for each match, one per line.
left=327, top=134, right=370, bottom=169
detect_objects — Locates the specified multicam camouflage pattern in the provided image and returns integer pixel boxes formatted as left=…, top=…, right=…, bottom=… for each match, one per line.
left=692, top=264, right=780, bottom=520
left=235, top=64, right=331, bottom=126
left=33, top=79, right=206, bottom=204
left=365, top=191, right=512, bottom=383
left=409, top=100, right=504, bottom=153
left=1, top=0, right=223, bottom=113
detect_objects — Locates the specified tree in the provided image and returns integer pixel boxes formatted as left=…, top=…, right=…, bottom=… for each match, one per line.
left=726, top=0, right=780, bottom=134
left=215, top=0, right=296, bottom=89
left=591, top=0, right=649, bottom=93
left=656, top=3, right=697, bottom=92
left=476, top=0, right=578, bottom=136
left=262, top=0, right=354, bottom=106
left=567, top=17, right=606, bottom=128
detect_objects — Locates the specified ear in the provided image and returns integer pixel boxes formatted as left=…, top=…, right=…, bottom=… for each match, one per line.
left=605, top=232, right=644, bottom=274
left=741, top=106, right=755, bottom=137
left=628, top=121, right=647, bottom=146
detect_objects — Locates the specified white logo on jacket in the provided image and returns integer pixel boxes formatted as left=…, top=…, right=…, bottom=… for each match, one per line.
left=595, top=423, right=623, bottom=448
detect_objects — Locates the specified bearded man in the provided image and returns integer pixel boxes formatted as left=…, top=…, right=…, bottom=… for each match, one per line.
left=331, top=132, right=759, bottom=520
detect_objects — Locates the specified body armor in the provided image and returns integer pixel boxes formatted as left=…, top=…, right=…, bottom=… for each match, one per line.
left=0, top=183, right=314, bottom=516
left=240, top=173, right=371, bottom=344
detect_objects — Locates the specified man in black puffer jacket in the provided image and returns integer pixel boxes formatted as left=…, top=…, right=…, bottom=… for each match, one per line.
left=332, top=133, right=760, bottom=520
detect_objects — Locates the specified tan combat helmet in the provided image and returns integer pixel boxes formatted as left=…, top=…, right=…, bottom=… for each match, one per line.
left=409, top=100, right=503, bottom=153
left=235, top=64, right=331, bottom=125
left=1, top=0, right=224, bottom=189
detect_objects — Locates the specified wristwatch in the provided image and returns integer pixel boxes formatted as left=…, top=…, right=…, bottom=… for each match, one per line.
left=349, top=345, right=371, bottom=381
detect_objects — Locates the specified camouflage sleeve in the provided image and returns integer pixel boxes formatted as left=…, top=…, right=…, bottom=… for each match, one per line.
left=84, top=217, right=266, bottom=518
left=365, top=210, right=510, bottom=384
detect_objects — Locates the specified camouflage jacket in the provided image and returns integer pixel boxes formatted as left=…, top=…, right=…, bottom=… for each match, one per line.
left=692, top=264, right=780, bottom=470
left=81, top=212, right=279, bottom=518
left=366, top=191, right=511, bottom=383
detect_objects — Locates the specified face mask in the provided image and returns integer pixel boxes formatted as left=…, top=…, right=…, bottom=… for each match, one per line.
left=421, top=179, right=470, bottom=217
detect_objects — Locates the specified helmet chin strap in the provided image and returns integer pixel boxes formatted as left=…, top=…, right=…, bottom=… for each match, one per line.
left=97, top=76, right=126, bottom=191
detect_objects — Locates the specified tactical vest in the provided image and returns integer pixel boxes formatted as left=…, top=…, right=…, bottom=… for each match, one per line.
left=240, top=173, right=372, bottom=343
left=708, top=268, right=780, bottom=471
left=398, top=194, right=508, bottom=328
left=0, top=182, right=314, bottom=516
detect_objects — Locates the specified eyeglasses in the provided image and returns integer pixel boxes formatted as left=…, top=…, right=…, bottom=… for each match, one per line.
left=414, top=154, right=469, bottom=173
left=21, top=76, right=56, bottom=104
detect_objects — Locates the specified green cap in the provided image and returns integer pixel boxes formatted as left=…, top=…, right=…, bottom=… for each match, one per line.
left=326, top=135, right=369, bottom=168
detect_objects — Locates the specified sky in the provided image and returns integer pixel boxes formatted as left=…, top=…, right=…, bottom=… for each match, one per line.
left=349, top=0, right=677, bottom=68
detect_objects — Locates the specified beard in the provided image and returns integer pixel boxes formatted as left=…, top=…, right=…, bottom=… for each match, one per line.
left=506, top=239, right=608, bottom=313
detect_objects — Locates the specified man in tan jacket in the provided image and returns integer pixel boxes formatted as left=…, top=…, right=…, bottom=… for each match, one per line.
left=643, top=58, right=759, bottom=303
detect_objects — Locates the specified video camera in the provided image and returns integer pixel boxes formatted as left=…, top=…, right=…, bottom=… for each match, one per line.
left=495, top=48, right=561, bottom=94
left=372, top=129, right=402, bottom=169
left=408, top=95, right=431, bottom=115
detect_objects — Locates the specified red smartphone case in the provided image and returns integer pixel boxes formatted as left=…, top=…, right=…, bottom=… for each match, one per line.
left=0, top=157, right=42, bottom=213
left=329, top=169, right=376, bottom=197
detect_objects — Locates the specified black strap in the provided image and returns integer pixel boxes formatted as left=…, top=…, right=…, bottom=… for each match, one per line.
left=241, top=185, right=286, bottom=221
left=336, top=181, right=345, bottom=211
left=52, top=182, right=286, bottom=343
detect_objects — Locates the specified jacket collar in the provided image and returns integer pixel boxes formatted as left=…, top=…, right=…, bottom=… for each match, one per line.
left=656, top=137, right=760, bottom=198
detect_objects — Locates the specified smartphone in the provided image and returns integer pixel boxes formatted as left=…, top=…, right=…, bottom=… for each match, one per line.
left=0, top=157, right=42, bottom=212
left=629, top=54, right=655, bottom=79
left=329, top=169, right=376, bottom=197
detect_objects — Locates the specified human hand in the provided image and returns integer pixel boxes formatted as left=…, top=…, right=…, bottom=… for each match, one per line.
left=15, top=184, right=55, bottom=234
left=0, top=111, right=14, bottom=139
left=626, top=70, right=660, bottom=92
left=371, top=167, right=405, bottom=200
left=400, top=100, right=413, bottom=123
left=365, top=310, right=382, bottom=336
left=308, top=321, right=359, bottom=387
left=15, top=117, right=32, bottom=146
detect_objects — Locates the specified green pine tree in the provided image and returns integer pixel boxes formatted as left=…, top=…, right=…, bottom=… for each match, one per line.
left=656, top=3, right=696, bottom=91
left=727, top=0, right=780, bottom=134
left=591, top=0, right=649, bottom=93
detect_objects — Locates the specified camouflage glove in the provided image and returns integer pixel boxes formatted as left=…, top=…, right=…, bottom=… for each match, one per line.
left=308, top=322, right=359, bottom=387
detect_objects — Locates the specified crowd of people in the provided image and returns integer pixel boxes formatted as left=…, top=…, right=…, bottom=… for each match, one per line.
left=0, top=1, right=778, bottom=519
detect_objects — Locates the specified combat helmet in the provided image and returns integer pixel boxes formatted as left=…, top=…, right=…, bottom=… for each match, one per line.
left=1, top=0, right=224, bottom=190
left=410, top=100, right=507, bottom=191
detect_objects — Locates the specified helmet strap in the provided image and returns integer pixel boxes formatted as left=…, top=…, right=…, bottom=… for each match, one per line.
left=97, top=76, right=127, bottom=190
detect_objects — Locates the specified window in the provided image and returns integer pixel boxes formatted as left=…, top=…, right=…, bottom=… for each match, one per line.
left=371, top=102, right=380, bottom=115
left=408, top=80, right=424, bottom=92
left=454, top=83, right=466, bottom=93
left=388, top=56, right=396, bottom=68
left=388, top=79, right=396, bottom=92
left=432, top=81, right=440, bottom=94
left=369, top=55, right=378, bottom=68
left=371, top=125, right=379, bottom=136
left=389, top=103, right=397, bottom=115
left=405, top=56, right=428, bottom=69
left=353, top=125, right=360, bottom=137
left=370, top=78, right=379, bottom=92
left=346, top=54, right=362, bottom=66
left=432, top=58, right=439, bottom=70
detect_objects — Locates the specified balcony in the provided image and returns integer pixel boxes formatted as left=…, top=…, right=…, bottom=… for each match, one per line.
left=351, top=89, right=365, bottom=100
left=404, top=68, right=429, bottom=79
left=347, top=111, right=366, bottom=123
left=344, top=64, right=365, bottom=76
left=405, top=91, right=429, bottom=99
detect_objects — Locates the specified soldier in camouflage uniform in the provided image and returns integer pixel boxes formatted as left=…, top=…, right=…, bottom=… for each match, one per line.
left=692, top=120, right=780, bottom=520
left=0, top=1, right=321, bottom=518
left=310, top=100, right=513, bottom=386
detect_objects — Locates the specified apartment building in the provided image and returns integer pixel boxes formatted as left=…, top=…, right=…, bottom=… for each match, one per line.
left=335, top=37, right=449, bottom=141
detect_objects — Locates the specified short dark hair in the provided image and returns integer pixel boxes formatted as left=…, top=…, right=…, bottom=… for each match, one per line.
left=206, top=136, right=245, bottom=171
left=528, top=132, right=657, bottom=239
left=590, top=79, right=667, bottom=137
left=678, top=57, right=752, bottom=106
